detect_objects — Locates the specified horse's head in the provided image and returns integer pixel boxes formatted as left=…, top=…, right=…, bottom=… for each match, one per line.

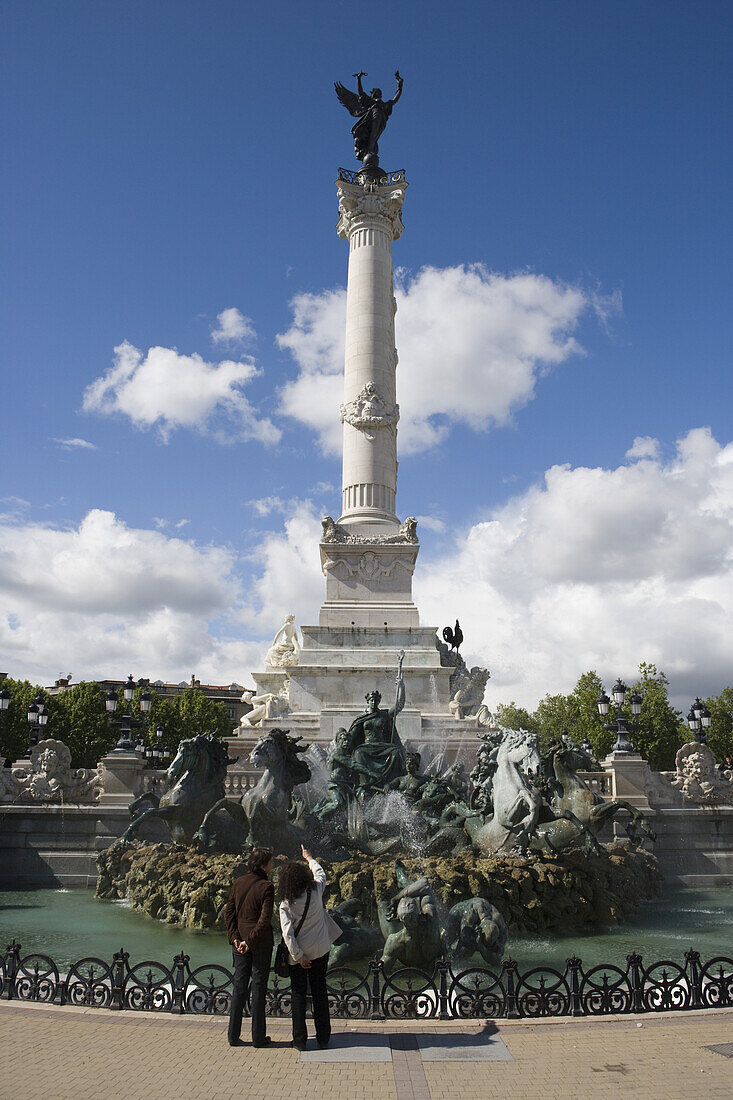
left=551, top=738, right=600, bottom=774
left=250, top=728, right=311, bottom=788
left=167, top=733, right=230, bottom=787
left=497, top=728, right=541, bottom=778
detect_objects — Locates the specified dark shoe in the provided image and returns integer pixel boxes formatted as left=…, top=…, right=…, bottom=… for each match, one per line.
left=291, top=1040, right=307, bottom=1051
left=228, top=1038, right=245, bottom=1047
left=252, top=1036, right=272, bottom=1048
left=317, top=1040, right=330, bottom=1049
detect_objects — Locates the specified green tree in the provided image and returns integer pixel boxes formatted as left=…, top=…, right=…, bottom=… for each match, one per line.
left=704, top=686, right=733, bottom=763
left=565, top=671, right=613, bottom=759
left=176, top=687, right=231, bottom=741
left=133, top=686, right=231, bottom=759
left=493, top=702, right=541, bottom=738
left=625, top=662, right=686, bottom=771
left=0, top=678, right=47, bottom=763
left=49, top=681, right=119, bottom=768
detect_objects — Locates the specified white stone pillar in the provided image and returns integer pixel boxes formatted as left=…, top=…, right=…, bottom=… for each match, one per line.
left=336, top=173, right=407, bottom=532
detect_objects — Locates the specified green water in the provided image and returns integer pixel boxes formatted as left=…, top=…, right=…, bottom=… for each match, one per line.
left=1, top=885, right=731, bottom=973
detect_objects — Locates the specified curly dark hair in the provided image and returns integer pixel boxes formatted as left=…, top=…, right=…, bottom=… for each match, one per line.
left=246, top=846, right=274, bottom=875
left=278, top=860, right=314, bottom=903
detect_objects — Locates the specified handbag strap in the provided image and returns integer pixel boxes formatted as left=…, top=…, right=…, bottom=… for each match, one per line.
left=293, top=887, right=311, bottom=937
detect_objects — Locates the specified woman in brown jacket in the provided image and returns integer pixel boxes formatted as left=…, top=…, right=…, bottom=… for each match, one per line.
left=224, top=846, right=275, bottom=1047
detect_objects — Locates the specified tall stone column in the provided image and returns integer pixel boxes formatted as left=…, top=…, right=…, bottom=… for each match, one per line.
left=336, top=172, right=407, bottom=533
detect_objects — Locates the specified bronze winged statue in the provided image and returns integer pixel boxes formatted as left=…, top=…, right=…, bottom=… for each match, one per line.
left=334, top=70, right=403, bottom=163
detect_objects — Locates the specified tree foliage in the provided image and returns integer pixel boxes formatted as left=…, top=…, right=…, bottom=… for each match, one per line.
left=0, top=678, right=232, bottom=769
left=49, top=681, right=118, bottom=768
left=0, top=678, right=47, bottom=764
left=494, top=663, right=686, bottom=769
left=625, top=662, right=685, bottom=771
left=704, top=686, right=733, bottom=762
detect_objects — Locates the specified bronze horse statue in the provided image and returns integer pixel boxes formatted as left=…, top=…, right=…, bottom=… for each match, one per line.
left=120, top=734, right=233, bottom=845
left=532, top=738, right=656, bottom=853
left=194, top=728, right=311, bottom=856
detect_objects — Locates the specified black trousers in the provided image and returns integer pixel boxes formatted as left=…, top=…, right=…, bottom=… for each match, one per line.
left=289, top=952, right=331, bottom=1047
left=228, top=945, right=271, bottom=1044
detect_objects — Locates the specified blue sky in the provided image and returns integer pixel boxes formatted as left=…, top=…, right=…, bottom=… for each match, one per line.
left=2, top=1, right=731, bottom=709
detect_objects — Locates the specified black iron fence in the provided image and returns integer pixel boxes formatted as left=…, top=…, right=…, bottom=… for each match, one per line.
left=1, top=942, right=731, bottom=1019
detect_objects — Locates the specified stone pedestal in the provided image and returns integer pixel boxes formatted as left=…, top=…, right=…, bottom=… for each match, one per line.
left=98, top=750, right=143, bottom=807
left=602, top=752, right=653, bottom=810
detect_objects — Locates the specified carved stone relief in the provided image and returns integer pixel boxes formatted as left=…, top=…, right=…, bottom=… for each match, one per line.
left=340, top=382, right=399, bottom=440
left=321, top=515, right=418, bottom=545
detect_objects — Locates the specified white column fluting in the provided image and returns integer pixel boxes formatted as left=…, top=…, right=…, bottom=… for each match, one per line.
left=336, top=175, right=407, bottom=532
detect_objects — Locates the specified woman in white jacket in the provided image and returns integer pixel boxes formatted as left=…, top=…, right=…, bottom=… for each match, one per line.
left=278, top=845, right=342, bottom=1051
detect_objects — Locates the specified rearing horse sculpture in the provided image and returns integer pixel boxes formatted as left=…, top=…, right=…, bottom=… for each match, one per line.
left=463, top=728, right=543, bottom=853
left=533, top=738, right=656, bottom=853
left=120, top=734, right=233, bottom=845
left=194, top=728, right=311, bottom=856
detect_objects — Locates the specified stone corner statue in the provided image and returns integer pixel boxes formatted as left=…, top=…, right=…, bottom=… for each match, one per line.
left=347, top=650, right=406, bottom=799
left=265, top=614, right=301, bottom=668
left=334, top=70, right=404, bottom=165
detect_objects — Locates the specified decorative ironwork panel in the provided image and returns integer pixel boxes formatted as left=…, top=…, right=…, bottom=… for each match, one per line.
left=580, top=965, right=633, bottom=1015
left=700, top=956, right=733, bottom=1009
left=64, top=957, right=114, bottom=1009
left=326, top=966, right=372, bottom=1019
left=449, top=965, right=505, bottom=1018
left=641, top=960, right=691, bottom=1011
left=337, top=168, right=406, bottom=185
left=515, top=966, right=570, bottom=1017
left=184, top=964, right=232, bottom=1015
left=14, top=953, right=58, bottom=1003
left=124, top=961, right=174, bottom=1012
left=380, top=967, right=439, bottom=1019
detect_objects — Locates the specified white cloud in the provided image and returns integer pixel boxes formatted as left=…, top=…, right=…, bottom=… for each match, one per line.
left=277, top=266, right=588, bottom=455
left=153, top=517, right=190, bottom=531
left=416, top=427, right=733, bottom=709
left=626, top=436, right=661, bottom=461
left=249, top=496, right=287, bottom=517
left=5, top=428, right=732, bottom=712
left=83, top=341, right=280, bottom=445
left=415, top=514, right=446, bottom=534
left=0, top=510, right=263, bottom=685
left=210, top=307, right=255, bottom=346
left=52, top=437, right=97, bottom=451
left=239, top=500, right=324, bottom=635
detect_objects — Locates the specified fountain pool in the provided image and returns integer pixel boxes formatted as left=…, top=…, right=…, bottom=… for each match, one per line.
left=2, top=884, right=731, bottom=973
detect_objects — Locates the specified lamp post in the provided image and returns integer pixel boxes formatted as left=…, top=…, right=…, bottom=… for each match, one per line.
left=105, top=675, right=152, bottom=752
left=596, top=678, right=642, bottom=754
left=21, top=693, right=49, bottom=760
left=686, top=697, right=711, bottom=745
left=145, top=726, right=171, bottom=767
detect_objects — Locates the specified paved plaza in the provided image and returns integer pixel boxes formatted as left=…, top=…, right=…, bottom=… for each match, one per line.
left=0, top=1001, right=731, bottom=1100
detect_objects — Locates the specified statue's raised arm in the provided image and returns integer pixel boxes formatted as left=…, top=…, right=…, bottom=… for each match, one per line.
left=334, top=69, right=404, bottom=164
left=393, top=649, right=406, bottom=717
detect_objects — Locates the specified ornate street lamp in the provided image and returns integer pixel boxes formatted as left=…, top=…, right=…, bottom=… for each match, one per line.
left=21, top=693, right=48, bottom=759
left=686, top=697, right=711, bottom=745
left=106, top=676, right=152, bottom=752
left=596, top=679, right=642, bottom=754
left=0, top=687, right=10, bottom=714
left=145, top=726, right=171, bottom=766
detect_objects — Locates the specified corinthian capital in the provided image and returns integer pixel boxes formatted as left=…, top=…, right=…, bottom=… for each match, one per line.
left=336, top=179, right=406, bottom=241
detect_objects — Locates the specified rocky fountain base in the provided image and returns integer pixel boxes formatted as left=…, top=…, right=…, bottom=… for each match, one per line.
left=96, top=841, right=662, bottom=935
